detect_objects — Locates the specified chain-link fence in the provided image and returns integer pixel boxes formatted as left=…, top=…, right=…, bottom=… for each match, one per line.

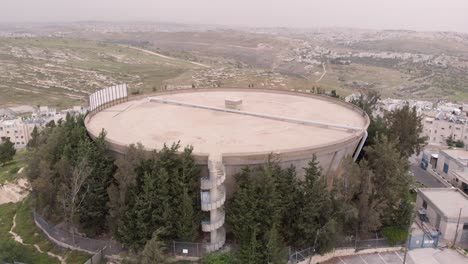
left=84, top=247, right=105, bottom=264
left=33, top=210, right=123, bottom=256
left=170, top=241, right=239, bottom=258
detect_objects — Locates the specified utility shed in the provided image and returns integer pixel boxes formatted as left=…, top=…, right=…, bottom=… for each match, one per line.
left=416, top=188, right=468, bottom=247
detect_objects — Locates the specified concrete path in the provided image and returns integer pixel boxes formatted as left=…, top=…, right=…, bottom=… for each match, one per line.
left=408, top=248, right=467, bottom=264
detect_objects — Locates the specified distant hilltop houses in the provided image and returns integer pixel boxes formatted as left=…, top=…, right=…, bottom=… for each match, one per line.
left=346, top=92, right=468, bottom=148
left=0, top=105, right=86, bottom=149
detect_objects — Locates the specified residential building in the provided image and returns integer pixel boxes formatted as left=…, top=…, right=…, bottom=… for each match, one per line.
left=416, top=188, right=468, bottom=247
left=0, top=105, right=86, bottom=149
left=0, top=118, right=37, bottom=148
left=432, top=149, right=468, bottom=193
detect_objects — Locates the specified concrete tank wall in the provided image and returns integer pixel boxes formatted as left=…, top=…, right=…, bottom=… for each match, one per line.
left=221, top=133, right=363, bottom=197
left=85, top=88, right=369, bottom=199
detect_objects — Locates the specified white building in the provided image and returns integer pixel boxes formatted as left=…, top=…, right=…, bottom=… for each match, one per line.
left=416, top=188, right=468, bottom=247
left=0, top=105, right=87, bottom=149
left=422, top=115, right=468, bottom=146
left=0, top=118, right=37, bottom=148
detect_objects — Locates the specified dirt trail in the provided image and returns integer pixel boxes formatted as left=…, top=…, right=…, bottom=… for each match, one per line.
left=0, top=178, right=30, bottom=204
left=125, top=45, right=211, bottom=68
left=316, top=63, right=327, bottom=83
left=9, top=213, right=66, bottom=264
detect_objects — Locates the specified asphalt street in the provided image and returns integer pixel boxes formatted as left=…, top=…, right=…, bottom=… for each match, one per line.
left=410, top=163, right=445, bottom=188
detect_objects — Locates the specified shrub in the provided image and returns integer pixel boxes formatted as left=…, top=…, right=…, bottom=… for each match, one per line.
left=382, top=227, right=408, bottom=246
left=9, top=166, right=20, bottom=174
left=201, top=251, right=236, bottom=264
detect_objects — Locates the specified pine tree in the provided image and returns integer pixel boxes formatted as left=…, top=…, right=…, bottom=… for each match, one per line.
left=385, top=104, right=427, bottom=158
left=265, top=224, right=284, bottom=264
left=238, top=227, right=262, bottom=264
left=107, top=143, right=147, bottom=232
left=293, top=157, right=332, bottom=248
left=78, top=131, right=114, bottom=234
left=140, top=229, right=168, bottom=264
left=176, top=187, right=198, bottom=241
left=27, top=126, right=40, bottom=148
left=0, top=138, right=16, bottom=165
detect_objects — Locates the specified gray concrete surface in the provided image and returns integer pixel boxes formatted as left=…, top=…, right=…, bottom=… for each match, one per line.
left=322, top=248, right=467, bottom=264
left=408, top=248, right=468, bottom=264
left=410, top=163, right=446, bottom=188
left=322, top=250, right=413, bottom=264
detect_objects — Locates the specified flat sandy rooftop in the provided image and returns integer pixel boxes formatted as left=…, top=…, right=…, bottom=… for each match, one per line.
left=86, top=90, right=367, bottom=154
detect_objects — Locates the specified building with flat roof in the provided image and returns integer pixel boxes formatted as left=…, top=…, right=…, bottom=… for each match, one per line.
left=434, top=149, right=468, bottom=192
left=416, top=188, right=468, bottom=247
left=85, top=87, right=370, bottom=252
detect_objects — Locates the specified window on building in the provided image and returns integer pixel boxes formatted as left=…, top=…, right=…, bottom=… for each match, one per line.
left=435, top=130, right=438, bottom=134
left=0, top=127, right=2, bottom=131
left=423, top=200, right=427, bottom=209
left=14, top=130, right=17, bottom=133
left=463, top=223, right=468, bottom=230
left=443, top=163, right=449, bottom=174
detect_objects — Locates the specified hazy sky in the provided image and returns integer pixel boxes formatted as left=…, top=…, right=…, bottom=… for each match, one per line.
left=2, top=0, right=468, bottom=33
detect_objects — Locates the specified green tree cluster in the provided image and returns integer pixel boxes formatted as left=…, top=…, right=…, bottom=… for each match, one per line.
left=27, top=117, right=201, bottom=251
left=115, top=143, right=201, bottom=249
left=27, top=115, right=114, bottom=235
left=446, top=135, right=465, bottom=148
left=0, top=137, right=16, bottom=165
left=351, top=91, right=427, bottom=159
left=227, top=157, right=344, bottom=263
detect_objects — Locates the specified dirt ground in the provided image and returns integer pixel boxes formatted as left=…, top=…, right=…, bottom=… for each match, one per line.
left=0, top=178, right=30, bottom=204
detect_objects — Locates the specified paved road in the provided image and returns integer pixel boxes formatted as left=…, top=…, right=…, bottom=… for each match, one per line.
left=410, top=163, right=446, bottom=188
left=322, top=248, right=467, bottom=264
left=322, top=250, right=414, bottom=264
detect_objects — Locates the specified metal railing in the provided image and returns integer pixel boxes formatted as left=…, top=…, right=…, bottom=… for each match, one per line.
left=201, top=211, right=225, bottom=232
left=201, top=186, right=226, bottom=211
left=205, top=227, right=226, bottom=252
left=200, top=171, right=226, bottom=190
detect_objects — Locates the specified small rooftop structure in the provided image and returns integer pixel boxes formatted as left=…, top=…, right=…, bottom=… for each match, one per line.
left=224, top=99, right=242, bottom=110
left=417, top=188, right=468, bottom=220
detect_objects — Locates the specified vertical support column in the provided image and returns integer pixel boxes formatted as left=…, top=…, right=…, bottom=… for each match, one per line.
left=201, top=153, right=226, bottom=252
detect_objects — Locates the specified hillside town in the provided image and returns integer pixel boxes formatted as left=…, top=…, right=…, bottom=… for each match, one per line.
left=0, top=105, right=86, bottom=148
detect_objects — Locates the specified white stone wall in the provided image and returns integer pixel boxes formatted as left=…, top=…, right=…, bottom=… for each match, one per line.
left=423, top=118, right=468, bottom=146
left=435, top=152, right=464, bottom=181
left=0, top=119, right=36, bottom=148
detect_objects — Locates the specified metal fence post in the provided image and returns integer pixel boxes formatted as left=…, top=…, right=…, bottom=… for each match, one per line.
left=375, top=233, right=378, bottom=248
